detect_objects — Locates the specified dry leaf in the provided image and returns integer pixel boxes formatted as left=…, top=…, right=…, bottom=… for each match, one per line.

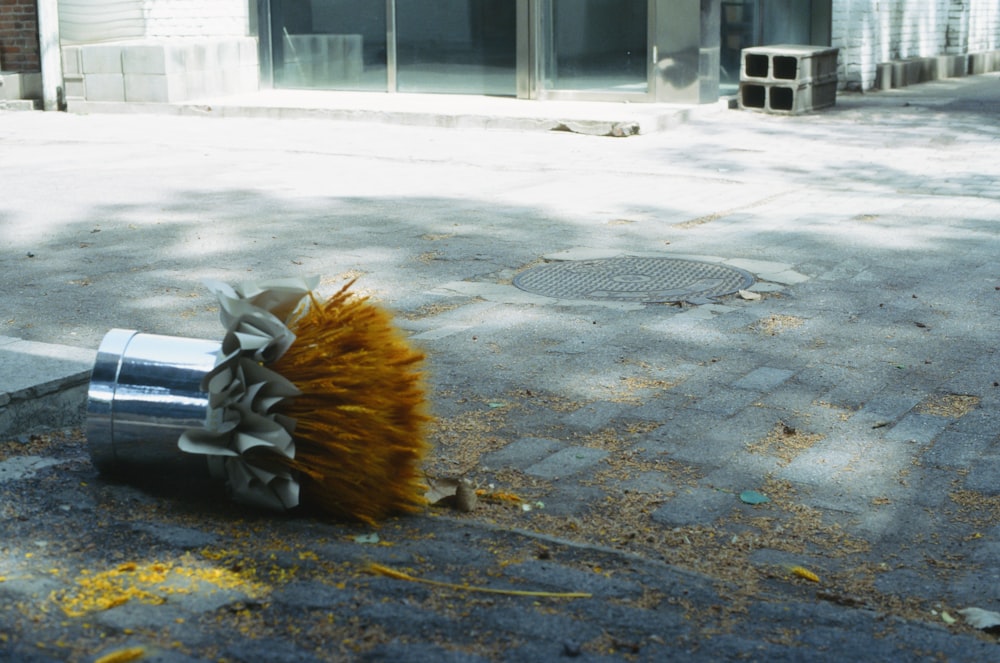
left=455, top=479, right=478, bottom=512
left=424, top=476, right=460, bottom=505
left=958, top=607, right=1000, bottom=631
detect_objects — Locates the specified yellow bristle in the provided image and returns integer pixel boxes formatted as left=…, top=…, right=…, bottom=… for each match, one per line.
left=268, top=281, right=430, bottom=523
left=789, top=565, right=820, bottom=583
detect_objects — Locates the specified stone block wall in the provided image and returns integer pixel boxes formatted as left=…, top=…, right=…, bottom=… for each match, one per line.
left=62, top=37, right=259, bottom=103
left=833, top=0, right=1000, bottom=89
left=59, top=0, right=256, bottom=103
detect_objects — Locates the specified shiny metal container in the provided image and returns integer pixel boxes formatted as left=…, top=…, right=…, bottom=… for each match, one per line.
left=87, top=329, right=220, bottom=476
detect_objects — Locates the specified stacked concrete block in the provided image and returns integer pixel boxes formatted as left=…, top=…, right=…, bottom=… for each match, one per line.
left=968, top=50, right=1000, bottom=75
left=0, top=72, right=42, bottom=101
left=875, top=53, right=973, bottom=90
left=738, top=45, right=839, bottom=115
left=62, top=37, right=260, bottom=104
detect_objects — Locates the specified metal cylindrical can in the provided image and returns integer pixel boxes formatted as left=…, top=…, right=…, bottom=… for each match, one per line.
left=87, top=329, right=221, bottom=477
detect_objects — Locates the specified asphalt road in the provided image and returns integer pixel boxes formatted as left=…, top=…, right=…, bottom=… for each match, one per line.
left=2, top=74, right=1000, bottom=661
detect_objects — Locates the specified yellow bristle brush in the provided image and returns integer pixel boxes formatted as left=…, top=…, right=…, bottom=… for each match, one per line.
left=268, top=282, right=430, bottom=523
left=87, top=277, right=430, bottom=524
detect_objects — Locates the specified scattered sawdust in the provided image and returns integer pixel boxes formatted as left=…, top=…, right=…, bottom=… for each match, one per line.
left=317, top=272, right=378, bottom=301
left=51, top=557, right=267, bottom=617
left=0, top=431, right=68, bottom=460
left=673, top=192, right=792, bottom=229
left=588, top=450, right=702, bottom=493
left=606, top=218, right=636, bottom=226
left=321, top=271, right=367, bottom=287
left=415, top=252, right=441, bottom=264
left=397, top=300, right=470, bottom=321
left=574, top=423, right=662, bottom=453
left=745, top=422, right=823, bottom=466
left=916, top=394, right=980, bottom=418
left=749, top=315, right=805, bottom=336
left=852, top=214, right=880, bottom=222
left=673, top=211, right=727, bottom=229
left=426, top=390, right=581, bottom=476
left=420, top=233, right=455, bottom=241
left=948, top=490, right=1000, bottom=527
left=605, top=376, right=682, bottom=405
left=813, top=400, right=855, bottom=421
left=427, top=404, right=513, bottom=476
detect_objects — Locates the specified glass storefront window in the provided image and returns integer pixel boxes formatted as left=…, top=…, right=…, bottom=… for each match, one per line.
left=264, top=0, right=825, bottom=103
left=395, top=0, right=517, bottom=96
left=540, top=0, right=648, bottom=94
left=270, top=0, right=388, bottom=91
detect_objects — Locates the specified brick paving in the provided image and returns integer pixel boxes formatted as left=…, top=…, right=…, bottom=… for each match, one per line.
left=2, top=74, right=1000, bottom=661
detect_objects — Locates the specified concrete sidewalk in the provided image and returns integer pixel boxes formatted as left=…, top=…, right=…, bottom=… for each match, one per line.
left=2, top=73, right=1000, bottom=661
left=66, top=88, right=731, bottom=136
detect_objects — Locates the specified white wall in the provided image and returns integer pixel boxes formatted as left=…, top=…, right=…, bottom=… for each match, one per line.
left=961, top=0, right=1000, bottom=52
left=59, top=0, right=250, bottom=43
left=833, top=0, right=1000, bottom=89
left=143, top=0, right=250, bottom=38
left=59, top=0, right=146, bottom=43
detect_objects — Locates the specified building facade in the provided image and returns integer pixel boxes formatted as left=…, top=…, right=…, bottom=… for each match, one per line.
left=2, top=1, right=999, bottom=107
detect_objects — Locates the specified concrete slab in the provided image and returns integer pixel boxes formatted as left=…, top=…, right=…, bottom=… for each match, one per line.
left=0, top=338, right=94, bottom=436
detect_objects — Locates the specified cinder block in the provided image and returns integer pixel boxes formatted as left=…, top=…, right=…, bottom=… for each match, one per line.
left=81, top=44, right=124, bottom=74
left=84, top=73, right=126, bottom=101
left=930, top=54, right=966, bottom=80
left=0, top=73, right=23, bottom=100
left=738, top=80, right=836, bottom=115
left=122, top=44, right=168, bottom=75
left=124, top=73, right=168, bottom=102
left=238, top=37, right=259, bottom=67
left=164, top=42, right=192, bottom=73
left=18, top=72, right=41, bottom=99
left=969, top=50, right=1000, bottom=75
left=203, top=68, right=225, bottom=97
left=216, top=39, right=240, bottom=69
left=740, top=44, right=839, bottom=85
left=62, top=46, right=82, bottom=75
left=184, top=70, right=206, bottom=99
left=875, top=62, right=892, bottom=91
left=64, top=76, right=86, bottom=99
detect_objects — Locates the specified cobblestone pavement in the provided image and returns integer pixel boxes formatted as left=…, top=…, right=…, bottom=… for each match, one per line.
left=2, top=74, right=1000, bottom=661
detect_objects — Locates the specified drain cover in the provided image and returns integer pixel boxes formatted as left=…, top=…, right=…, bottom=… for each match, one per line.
left=513, top=256, right=754, bottom=303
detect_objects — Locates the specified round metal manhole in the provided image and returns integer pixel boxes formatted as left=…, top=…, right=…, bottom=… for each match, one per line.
left=512, top=256, right=755, bottom=303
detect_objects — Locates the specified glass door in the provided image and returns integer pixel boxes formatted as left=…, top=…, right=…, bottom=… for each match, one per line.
left=395, top=0, right=517, bottom=95
left=534, top=0, right=649, bottom=100
left=269, top=0, right=389, bottom=91
left=269, top=0, right=517, bottom=96
left=265, top=0, right=669, bottom=101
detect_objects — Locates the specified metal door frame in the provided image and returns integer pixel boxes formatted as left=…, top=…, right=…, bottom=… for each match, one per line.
left=522, top=0, right=654, bottom=102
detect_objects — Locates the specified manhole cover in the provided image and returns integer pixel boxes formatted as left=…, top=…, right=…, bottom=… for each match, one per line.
left=512, top=256, right=754, bottom=303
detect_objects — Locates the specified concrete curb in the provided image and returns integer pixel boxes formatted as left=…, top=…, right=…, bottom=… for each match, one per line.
left=65, top=93, right=731, bottom=135
left=0, top=336, right=94, bottom=437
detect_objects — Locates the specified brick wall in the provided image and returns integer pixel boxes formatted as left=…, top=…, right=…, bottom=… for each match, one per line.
left=0, top=0, right=40, bottom=72
left=833, top=0, right=1000, bottom=89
